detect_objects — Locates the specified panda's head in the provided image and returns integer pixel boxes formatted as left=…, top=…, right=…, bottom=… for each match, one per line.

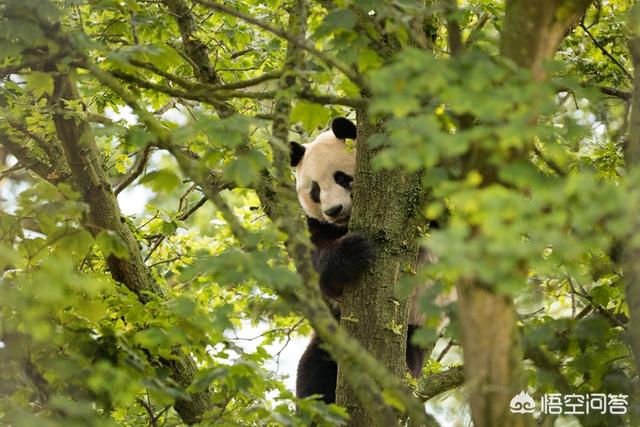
left=290, top=117, right=357, bottom=226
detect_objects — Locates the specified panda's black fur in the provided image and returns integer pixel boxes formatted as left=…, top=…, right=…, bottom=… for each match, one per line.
left=291, top=118, right=427, bottom=403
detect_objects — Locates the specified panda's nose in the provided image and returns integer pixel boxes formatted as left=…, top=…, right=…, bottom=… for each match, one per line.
left=324, top=205, right=343, bottom=218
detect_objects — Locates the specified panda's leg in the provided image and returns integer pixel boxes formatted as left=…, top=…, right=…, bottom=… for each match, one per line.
left=296, top=335, right=337, bottom=404
left=406, top=325, right=427, bottom=378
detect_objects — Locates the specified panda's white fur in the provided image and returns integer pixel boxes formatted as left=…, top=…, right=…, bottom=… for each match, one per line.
left=294, top=130, right=355, bottom=226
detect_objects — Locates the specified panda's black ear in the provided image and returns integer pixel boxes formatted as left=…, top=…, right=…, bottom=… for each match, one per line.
left=332, top=117, right=357, bottom=140
left=290, top=141, right=306, bottom=167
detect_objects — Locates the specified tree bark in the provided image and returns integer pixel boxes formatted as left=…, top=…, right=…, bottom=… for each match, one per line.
left=623, top=32, right=640, bottom=404
left=456, top=282, right=528, bottom=427
left=333, top=6, right=437, bottom=427
left=335, top=111, right=423, bottom=426
left=500, top=0, right=591, bottom=80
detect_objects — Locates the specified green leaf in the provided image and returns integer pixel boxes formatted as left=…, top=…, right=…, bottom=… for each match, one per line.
left=25, top=72, right=54, bottom=96
left=125, top=125, right=155, bottom=149
left=223, top=152, right=266, bottom=187
left=358, top=49, right=383, bottom=72
left=134, top=327, right=169, bottom=351
left=290, top=102, right=331, bottom=132
left=381, top=390, right=406, bottom=412
left=55, top=229, right=94, bottom=257
left=575, top=315, right=611, bottom=343
left=96, top=230, right=130, bottom=259
left=139, top=169, right=181, bottom=192
left=316, top=9, right=358, bottom=36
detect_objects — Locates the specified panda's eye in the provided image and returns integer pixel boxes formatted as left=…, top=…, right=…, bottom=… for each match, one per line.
left=310, top=181, right=320, bottom=203
left=334, top=171, right=353, bottom=189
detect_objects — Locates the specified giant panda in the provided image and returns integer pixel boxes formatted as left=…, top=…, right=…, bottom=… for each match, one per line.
left=290, top=117, right=427, bottom=404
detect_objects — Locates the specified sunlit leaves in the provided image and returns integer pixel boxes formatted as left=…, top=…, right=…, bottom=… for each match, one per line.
left=25, top=72, right=54, bottom=97
left=1, top=0, right=638, bottom=424
left=315, top=9, right=358, bottom=37
left=290, top=101, right=332, bottom=132
left=369, top=48, right=558, bottom=171
left=184, top=247, right=301, bottom=293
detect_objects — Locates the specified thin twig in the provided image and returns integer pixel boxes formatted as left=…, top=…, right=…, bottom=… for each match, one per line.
left=149, top=255, right=183, bottom=267
left=567, top=276, right=628, bottom=328
left=209, top=70, right=282, bottom=90
left=230, top=48, right=253, bottom=59
left=129, top=59, right=195, bottom=88
left=465, top=13, right=490, bottom=47
left=580, top=22, right=632, bottom=80
left=0, top=162, right=26, bottom=181
left=533, top=145, right=566, bottom=176
left=436, top=338, right=456, bottom=363
left=137, top=397, right=158, bottom=427
left=144, top=195, right=208, bottom=262
left=114, top=145, right=152, bottom=195
left=178, top=195, right=208, bottom=221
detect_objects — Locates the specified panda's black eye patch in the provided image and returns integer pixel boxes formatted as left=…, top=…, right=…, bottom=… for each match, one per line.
left=334, top=171, right=353, bottom=189
left=310, top=181, right=320, bottom=203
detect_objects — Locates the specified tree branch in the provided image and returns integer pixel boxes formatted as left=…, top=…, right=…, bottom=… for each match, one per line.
left=299, top=90, right=366, bottom=108
left=0, top=132, right=69, bottom=184
left=109, top=67, right=364, bottom=108
left=444, top=0, right=463, bottom=56
left=83, top=55, right=259, bottom=253
left=598, top=85, right=632, bottom=101
left=108, top=68, right=277, bottom=102
left=208, top=70, right=283, bottom=90
left=416, top=366, right=465, bottom=402
left=6, top=119, right=71, bottom=181
left=580, top=22, right=632, bottom=81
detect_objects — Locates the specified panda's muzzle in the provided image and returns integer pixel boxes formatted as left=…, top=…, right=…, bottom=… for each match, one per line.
left=324, top=205, right=343, bottom=218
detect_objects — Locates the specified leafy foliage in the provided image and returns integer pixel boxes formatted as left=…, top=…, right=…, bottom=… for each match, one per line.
left=0, top=0, right=639, bottom=426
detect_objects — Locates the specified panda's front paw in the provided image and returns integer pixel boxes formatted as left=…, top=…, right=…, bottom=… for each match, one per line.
left=336, top=233, right=376, bottom=282
left=316, top=233, right=376, bottom=298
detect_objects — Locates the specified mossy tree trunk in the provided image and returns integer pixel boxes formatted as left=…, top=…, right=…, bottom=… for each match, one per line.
left=335, top=111, right=423, bottom=426
left=623, top=31, right=640, bottom=413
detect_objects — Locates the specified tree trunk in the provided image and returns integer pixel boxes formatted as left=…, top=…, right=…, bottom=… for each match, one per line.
left=623, top=33, right=640, bottom=413
left=335, top=111, right=422, bottom=426
left=456, top=282, right=528, bottom=427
